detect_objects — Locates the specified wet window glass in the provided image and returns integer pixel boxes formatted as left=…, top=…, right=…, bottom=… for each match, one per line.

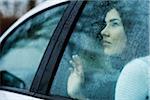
left=0, top=4, right=67, bottom=90
left=51, top=1, right=149, bottom=100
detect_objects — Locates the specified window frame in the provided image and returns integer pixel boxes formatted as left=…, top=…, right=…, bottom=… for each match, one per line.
left=37, top=0, right=87, bottom=98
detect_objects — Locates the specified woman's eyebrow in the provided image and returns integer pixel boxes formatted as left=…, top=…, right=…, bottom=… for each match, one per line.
left=109, top=18, right=120, bottom=22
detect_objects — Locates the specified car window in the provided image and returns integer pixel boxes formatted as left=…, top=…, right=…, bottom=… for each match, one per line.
left=0, top=4, right=67, bottom=90
left=50, top=1, right=149, bottom=100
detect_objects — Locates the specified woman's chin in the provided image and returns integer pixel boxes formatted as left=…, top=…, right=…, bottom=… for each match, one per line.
left=104, top=49, right=122, bottom=56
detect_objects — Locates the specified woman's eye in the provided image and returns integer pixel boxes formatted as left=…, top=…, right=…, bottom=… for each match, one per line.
left=111, top=22, right=120, bottom=27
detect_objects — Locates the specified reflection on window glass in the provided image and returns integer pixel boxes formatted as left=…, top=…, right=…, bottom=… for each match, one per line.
left=0, top=4, right=67, bottom=89
left=51, top=1, right=149, bottom=100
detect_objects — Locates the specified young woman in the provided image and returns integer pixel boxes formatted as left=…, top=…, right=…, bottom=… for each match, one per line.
left=67, top=0, right=149, bottom=100
left=68, top=6, right=127, bottom=100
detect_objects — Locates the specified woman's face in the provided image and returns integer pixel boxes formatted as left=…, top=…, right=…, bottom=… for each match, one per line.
left=101, top=8, right=127, bottom=56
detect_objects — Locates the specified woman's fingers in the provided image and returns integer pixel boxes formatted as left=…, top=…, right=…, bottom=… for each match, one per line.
left=72, top=55, right=82, bottom=66
left=69, top=60, right=76, bottom=68
left=69, top=55, right=85, bottom=81
left=68, top=67, right=73, bottom=73
left=69, top=55, right=84, bottom=74
left=72, top=55, right=83, bottom=72
left=69, top=55, right=84, bottom=76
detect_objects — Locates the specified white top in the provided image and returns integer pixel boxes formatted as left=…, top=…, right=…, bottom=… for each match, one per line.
left=115, top=56, right=150, bottom=100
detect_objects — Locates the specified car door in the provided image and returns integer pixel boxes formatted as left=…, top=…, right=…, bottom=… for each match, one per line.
left=1, top=0, right=149, bottom=100
left=0, top=0, right=84, bottom=99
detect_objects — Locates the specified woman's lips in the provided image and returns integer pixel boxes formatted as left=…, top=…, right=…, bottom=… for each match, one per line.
left=102, top=40, right=111, bottom=46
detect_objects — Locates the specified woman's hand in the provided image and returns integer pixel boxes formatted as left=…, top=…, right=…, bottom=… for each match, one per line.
left=67, top=55, right=85, bottom=99
left=69, top=55, right=84, bottom=77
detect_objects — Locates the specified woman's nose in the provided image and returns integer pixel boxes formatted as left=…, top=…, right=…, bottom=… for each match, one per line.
left=101, top=26, right=109, bottom=37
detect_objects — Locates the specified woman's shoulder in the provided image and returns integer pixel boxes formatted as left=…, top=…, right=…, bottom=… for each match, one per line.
left=115, top=56, right=149, bottom=100
left=140, top=55, right=150, bottom=65
left=126, top=55, right=150, bottom=68
left=120, top=56, right=150, bottom=76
